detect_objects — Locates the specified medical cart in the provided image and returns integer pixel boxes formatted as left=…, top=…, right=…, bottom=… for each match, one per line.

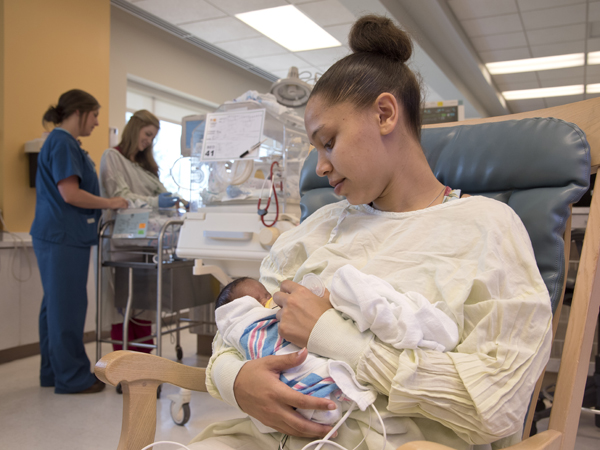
left=96, top=218, right=219, bottom=425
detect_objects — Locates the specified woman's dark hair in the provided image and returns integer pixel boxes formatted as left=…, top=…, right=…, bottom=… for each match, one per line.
left=310, top=15, right=423, bottom=140
left=215, top=277, right=252, bottom=310
left=42, top=89, right=100, bottom=128
left=118, top=110, right=160, bottom=177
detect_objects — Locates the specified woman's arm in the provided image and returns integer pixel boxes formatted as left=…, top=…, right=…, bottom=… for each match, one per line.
left=58, top=175, right=127, bottom=210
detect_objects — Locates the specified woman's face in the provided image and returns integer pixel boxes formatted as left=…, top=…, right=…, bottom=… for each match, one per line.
left=80, top=109, right=99, bottom=137
left=304, top=96, right=394, bottom=206
left=137, top=124, right=159, bottom=152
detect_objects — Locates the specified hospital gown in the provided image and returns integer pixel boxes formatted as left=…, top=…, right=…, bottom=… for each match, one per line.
left=195, top=197, right=552, bottom=450
left=99, top=147, right=168, bottom=209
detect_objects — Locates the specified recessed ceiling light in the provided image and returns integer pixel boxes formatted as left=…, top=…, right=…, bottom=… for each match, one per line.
left=502, top=85, right=584, bottom=100
left=235, top=5, right=341, bottom=52
left=486, top=53, right=585, bottom=74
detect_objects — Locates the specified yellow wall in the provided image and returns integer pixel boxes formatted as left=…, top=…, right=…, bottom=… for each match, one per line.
left=0, top=0, right=110, bottom=232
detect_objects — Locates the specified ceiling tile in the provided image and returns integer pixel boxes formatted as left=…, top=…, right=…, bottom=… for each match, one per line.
left=492, top=72, right=539, bottom=85
left=296, top=0, right=356, bottom=28
left=585, top=64, right=600, bottom=79
left=179, top=17, right=260, bottom=43
left=134, top=0, right=226, bottom=24
left=505, top=98, right=547, bottom=113
left=205, top=0, right=287, bottom=15
left=517, top=0, right=586, bottom=13
left=537, top=66, right=584, bottom=82
left=526, top=24, right=585, bottom=46
left=448, top=0, right=518, bottom=21
left=460, top=14, right=523, bottom=38
left=496, top=79, right=541, bottom=91
left=295, top=46, right=350, bottom=67
left=530, top=40, right=585, bottom=57
left=589, top=1, right=600, bottom=22
left=323, top=23, right=353, bottom=47
left=538, top=77, right=583, bottom=87
left=245, top=53, right=311, bottom=72
left=479, top=47, right=532, bottom=63
left=520, top=4, right=586, bottom=29
left=586, top=37, right=600, bottom=52
left=544, top=93, right=585, bottom=107
left=471, top=32, right=527, bottom=52
left=216, top=37, right=288, bottom=59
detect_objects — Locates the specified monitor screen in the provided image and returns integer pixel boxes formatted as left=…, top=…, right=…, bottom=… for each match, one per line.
left=181, top=114, right=206, bottom=156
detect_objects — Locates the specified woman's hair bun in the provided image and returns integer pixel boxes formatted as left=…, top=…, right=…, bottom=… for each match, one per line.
left=348, top=15, right=412, bottom=63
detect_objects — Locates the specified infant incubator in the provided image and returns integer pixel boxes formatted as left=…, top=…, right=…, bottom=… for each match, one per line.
left=177, top=93, right=311, bottom=279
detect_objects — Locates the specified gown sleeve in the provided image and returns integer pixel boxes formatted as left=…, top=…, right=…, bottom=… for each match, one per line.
left=307, top=213, right=552, bottom=445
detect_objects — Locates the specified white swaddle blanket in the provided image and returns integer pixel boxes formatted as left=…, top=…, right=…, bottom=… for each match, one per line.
left=330, top=264, right=459, bottom=352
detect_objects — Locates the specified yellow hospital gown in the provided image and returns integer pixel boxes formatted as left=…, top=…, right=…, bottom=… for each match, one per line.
left=196, top=196, right=552, bottom=450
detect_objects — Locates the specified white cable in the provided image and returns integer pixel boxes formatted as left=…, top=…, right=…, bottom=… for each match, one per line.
left=300, top=402, right=386, bottom=450
left=140, top=441, right=192, bottom=450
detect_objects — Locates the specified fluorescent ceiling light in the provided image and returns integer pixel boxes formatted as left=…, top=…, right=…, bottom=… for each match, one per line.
left=487, top=53, right=584, bottom=74
left=588, top=51, right=600, bottom=65
left=236, top=5, right=341, bottom=52
left=502, top=85, right=584, bottom=100
left=586, top=83, right=600, bottom=93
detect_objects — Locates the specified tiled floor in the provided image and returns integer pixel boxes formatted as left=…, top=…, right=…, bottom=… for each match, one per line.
left=0, top=330, right=598, bottom=449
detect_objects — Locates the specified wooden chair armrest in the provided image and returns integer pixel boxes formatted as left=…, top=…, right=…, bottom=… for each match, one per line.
left=95, top=350, right=207, bottom=391
left=95, top=351, right=207, bottom=450
left=396, top=431, right=562, bottom=450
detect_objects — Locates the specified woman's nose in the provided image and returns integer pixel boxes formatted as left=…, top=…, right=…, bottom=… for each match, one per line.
left=316, top=151, right=332, bottom=177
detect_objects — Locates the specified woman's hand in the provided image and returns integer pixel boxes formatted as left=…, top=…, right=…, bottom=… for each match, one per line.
left=234, top=348, right=336, bottom=438
left=107, top=197, right=128, bottom=210
left=273, top=281, right=332, bottom=348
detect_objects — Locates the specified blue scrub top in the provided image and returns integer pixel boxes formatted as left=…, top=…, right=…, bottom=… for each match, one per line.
left=30, top=128, right=101, bottom=247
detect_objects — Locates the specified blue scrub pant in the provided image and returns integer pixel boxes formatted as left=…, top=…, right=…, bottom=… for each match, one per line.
left=33, top=238, right=97, bottom=393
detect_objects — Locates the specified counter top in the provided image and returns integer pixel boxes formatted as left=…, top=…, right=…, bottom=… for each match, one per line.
left=0, top=232, right=33, bottom=248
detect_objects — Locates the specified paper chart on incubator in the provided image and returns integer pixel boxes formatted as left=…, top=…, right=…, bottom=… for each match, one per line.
left=201, top=109, right=266, bottom=162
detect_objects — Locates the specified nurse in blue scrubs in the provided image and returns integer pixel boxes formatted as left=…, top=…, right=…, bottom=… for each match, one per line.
left=30, top=89, right=128, bottom=394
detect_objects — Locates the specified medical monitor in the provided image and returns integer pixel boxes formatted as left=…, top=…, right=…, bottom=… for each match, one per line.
left=181, top=114, right=206, bottom=157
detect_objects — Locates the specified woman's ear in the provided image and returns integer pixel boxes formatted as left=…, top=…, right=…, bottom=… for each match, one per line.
left=375, top=93, right=399, bottom=136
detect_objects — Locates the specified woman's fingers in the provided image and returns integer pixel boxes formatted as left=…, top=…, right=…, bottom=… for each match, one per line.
left=233, top=351, right=336, bottom=438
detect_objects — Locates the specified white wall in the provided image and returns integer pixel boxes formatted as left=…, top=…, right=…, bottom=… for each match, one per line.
left=109, top=6, right=273, bottom=134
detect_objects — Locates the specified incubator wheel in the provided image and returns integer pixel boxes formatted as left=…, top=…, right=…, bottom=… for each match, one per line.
left=116, top=382, right=122, bottom=394
left=170, top=401, right=191, bottom=426
left=176, top=345, right=183, bottom=361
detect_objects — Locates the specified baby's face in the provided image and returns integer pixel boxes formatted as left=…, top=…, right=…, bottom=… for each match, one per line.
left=234, top=279, right=272, bottom=306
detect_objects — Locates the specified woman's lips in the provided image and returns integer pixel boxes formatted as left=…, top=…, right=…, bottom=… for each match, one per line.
left=333, top=179, right=344, bottom=195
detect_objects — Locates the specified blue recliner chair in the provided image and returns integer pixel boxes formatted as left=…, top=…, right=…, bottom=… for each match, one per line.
left=96, top=98, right=600, bottom=450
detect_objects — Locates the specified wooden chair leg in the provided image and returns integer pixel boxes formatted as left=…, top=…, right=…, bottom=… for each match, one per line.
left=117, top=380, right=161, bottom=450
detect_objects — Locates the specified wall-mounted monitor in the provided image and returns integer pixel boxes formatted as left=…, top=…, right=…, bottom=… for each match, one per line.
left=422, top=100, right=464, bottom=125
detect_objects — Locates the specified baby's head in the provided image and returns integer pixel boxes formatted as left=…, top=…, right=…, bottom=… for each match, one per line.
left=215, top=277, right=272, bottom=309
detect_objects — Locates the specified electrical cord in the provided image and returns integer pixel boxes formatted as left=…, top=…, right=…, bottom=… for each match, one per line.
left=0, top=211, right=32, bottom=282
